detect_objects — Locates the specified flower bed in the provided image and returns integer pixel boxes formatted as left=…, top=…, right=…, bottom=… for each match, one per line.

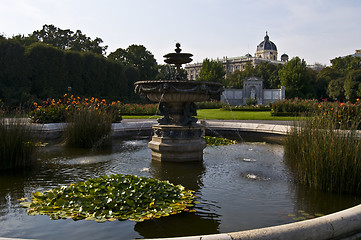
left=272, top=99, right=361, bottom=129
left=29, top=95, right=158, bottom=123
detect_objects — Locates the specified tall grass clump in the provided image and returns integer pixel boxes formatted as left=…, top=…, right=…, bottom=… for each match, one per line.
left=0, top=118, right=37, bottom=170
left=64, top=108, right=113, bottom=149
left=285, top=112, right=361, bottom=195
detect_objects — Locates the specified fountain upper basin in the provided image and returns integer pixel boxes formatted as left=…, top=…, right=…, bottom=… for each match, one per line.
left=134, top=80, right=224, bottom=103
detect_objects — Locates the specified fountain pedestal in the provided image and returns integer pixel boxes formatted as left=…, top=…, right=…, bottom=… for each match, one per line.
left=148, top=124, right=205, bottom=162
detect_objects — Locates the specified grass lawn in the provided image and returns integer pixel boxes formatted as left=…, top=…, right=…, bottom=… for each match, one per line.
left=122, top=109, right=300, bottom=121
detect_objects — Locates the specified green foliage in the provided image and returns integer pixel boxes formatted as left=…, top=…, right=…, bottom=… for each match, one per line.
left=64, top=107, right=113, bottom=149
left=279, top=57, right=314, bottom=98
left=245, top=98, right=258, bottom=106
left=272, top=99, right=361, bottom=129
left=116, top=103, right=158, bottom=115
left=204, top=136, right=237, bottom=146
left=330, top=55, right=361, bottom=75
left=198, top=58, right=226, bottom=83
left=20, top=174, right=196, bottom=222
left=196, top=100, right=224, bottom=109
left=155, top=64, right=187, bottom=80
left=285, top=113, right=361, bottom=195
left=108, top=44, right=157, bottom=81
left=344, top=69, right=361, bottom=100
left=0, top=39, right=32, bottom=106
left=221, top=104, right=271, bottom=111
left=316, top=67, right=342, bottom=99
left=224, top=62, right=282, bottom=89
left=0, top=118, right=37, bottom=170
left=29, top=24, right=107, bottom=55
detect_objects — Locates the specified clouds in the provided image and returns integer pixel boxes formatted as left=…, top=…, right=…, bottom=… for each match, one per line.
left=0, top=0, right=360, bottom=65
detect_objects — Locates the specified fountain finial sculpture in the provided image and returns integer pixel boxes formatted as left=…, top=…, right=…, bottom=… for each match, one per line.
left=134, top=43, right=224, bottom=162
left=163, top=43, right=193, bottom=80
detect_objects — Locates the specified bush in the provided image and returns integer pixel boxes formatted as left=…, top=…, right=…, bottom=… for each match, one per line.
left=0, top=118, right=37, bottom=170
left=285, top=111, right=361, bottom=195
left=221, top=104, right=271, bottom=112
left=116, top=103, right=158, bottom=115
left=245, top=98, right=257, bottom=106
left=196, top=100, right=224, bottom=109
left=271, top=99, right=361, bottom=129
left=64, top=108, right=113, bottom=149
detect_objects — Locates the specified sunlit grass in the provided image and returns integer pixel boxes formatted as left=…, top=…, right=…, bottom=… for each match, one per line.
left=122, top=109, right=300, bottom=121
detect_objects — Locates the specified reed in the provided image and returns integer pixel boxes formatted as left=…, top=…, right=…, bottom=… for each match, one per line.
left=64, top=108, right=113, bottom=149
left=285, top=114, right=361, bottom=195
left=0, top=118, right=36, bottom=170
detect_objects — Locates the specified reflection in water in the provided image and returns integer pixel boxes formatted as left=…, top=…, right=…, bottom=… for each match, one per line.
left=150, top=161, right=205, bottom=191
left=135, top=211, right=220, bottom=238
left=0, top=140, right=360, bottom=239
left=135, top=160, right=221, bottom=238
left=292, top=184, right=361, bottom=218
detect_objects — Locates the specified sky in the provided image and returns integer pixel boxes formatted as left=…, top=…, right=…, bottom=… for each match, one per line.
left=1, top=0, right=360, bottom=66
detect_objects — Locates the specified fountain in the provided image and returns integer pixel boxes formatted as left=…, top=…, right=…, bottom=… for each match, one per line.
left=134, top=43, right=224, bottom=162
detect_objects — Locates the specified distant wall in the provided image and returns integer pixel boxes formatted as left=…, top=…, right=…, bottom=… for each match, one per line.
left=221, top=86, right=285, bottom=106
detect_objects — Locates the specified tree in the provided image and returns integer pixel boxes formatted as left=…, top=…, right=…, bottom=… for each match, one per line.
left=331, top=56, right=361, bottom=75
left=155, top=64, right=187, bottom=80
left=108, top=44, right=157, bottom=81
left=0, top=39, right=31, bottom=106
left=278, top=57, right=314, bottom=98
left=198, top=58, right=226, bottom=83
left=253, top=62, right=282, bottom=88
left=328, top=77, right=345, bottom=100
left=30, top=24, right=107, bottom=55
left=344, top=69, right=361, bottom=100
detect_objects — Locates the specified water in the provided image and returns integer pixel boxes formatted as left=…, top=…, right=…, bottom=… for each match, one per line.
left=0, top=139, right=360, bottom=239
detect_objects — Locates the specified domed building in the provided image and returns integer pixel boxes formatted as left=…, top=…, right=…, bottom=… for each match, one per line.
left=256, top=32, right=278, bottom=60
left=185, top=32, right=288, bottom=80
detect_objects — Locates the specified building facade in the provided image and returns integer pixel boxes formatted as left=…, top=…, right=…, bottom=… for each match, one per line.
left=185, top=32, right=288, bottom=80
left=221, top=76, right=285, bottom=106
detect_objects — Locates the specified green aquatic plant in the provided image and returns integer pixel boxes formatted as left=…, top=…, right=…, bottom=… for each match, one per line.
left=0, top=118, right=37, bottom=170
left=19, top=174, right=196, bottom=223
left=204, top=136, right=237, bottom=146
left=285, top=112, right=361, bottom=195
left=64, top=107, right=113, bottom=148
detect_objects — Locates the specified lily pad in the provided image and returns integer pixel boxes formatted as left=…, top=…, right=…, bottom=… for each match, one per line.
left=19, top=174, right=196, bottom=222
left=204, top=136, right=237, bottom=146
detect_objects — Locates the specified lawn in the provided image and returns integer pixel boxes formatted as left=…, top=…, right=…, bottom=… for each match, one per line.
left=122, top=109, right=300, bottom=121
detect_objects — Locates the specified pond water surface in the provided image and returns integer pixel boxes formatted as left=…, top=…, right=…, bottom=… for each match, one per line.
left=0, top=139, right=360, bottom=239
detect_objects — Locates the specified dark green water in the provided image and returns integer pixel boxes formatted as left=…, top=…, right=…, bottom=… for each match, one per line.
left=0, top=139, right=360, bottom=239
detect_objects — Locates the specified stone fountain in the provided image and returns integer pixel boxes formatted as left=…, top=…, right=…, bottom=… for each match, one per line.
left=134, top=43, right=224, bottom=162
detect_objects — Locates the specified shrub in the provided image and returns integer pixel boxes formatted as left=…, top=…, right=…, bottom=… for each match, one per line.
left=64, top=108, right=113, bottom=149
left=116, top=103, right=158, bottom=115
left=285, top=111, right=361, bottom=195
left=221, top=104, right=271, bottom=111
left=196, top=100, right=224, bottom=109
left=245, top=98, right=257, bottom=106
left=0, top=118, right=37, bottom=170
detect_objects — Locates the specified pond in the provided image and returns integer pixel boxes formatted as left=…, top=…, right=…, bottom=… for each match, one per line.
left=0, top=138, right=360, bottom=239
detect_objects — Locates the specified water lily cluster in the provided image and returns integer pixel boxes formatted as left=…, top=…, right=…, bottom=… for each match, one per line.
left=20, top=174, right=196, bottom=223
left=204, top=136, right=237, bottom=146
